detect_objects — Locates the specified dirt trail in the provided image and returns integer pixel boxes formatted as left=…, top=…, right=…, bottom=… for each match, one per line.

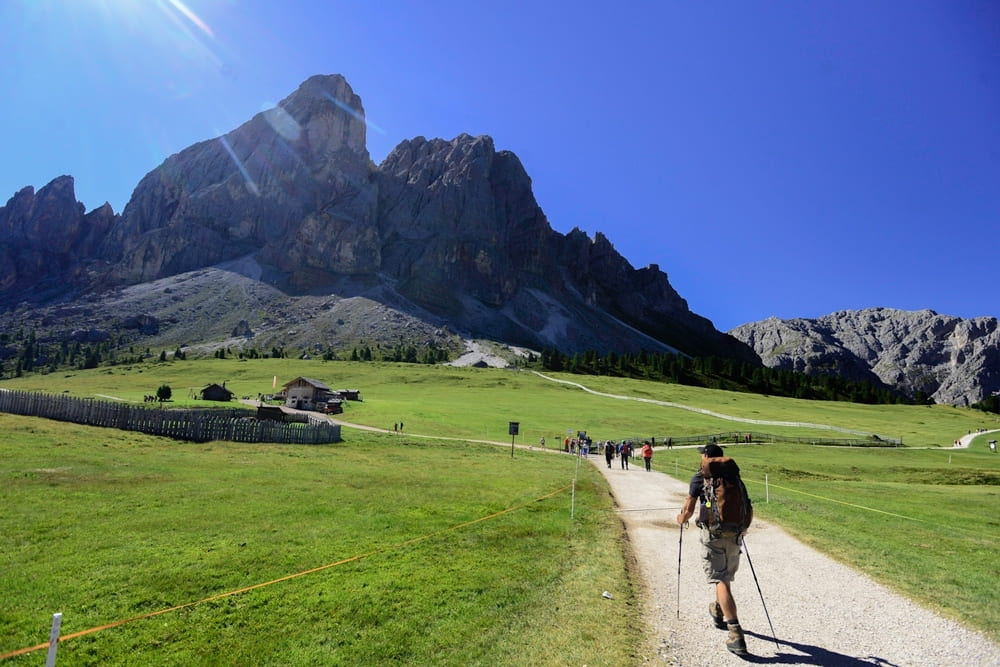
left=591, top=449, right=999, bottom=665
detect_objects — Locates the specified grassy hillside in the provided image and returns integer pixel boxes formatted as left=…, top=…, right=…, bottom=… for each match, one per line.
left=6, top=358, right=997, bottom=444
left=2, top=359, right=998, bottom=663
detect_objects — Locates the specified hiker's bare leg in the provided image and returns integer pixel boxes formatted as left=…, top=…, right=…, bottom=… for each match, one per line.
left=717, top=581, right=737, bottom=621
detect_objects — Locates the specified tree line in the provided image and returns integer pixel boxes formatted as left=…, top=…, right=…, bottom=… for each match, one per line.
left=538, top=348, right=913, bottom=405
left=5, top=328, right=990, bottom=410
left=0, top=329, right=450, bottom=379
left=348, top=341, right=450, bottom=364
left=972, top=394, right=1000, bottom=415
left=0, top=330, right=290, bottom=378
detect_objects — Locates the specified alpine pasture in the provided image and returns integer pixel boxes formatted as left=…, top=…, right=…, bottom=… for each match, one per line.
left=2, top=359, right=997, bottom=664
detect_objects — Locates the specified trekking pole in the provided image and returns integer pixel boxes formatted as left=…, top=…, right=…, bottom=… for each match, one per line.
left=741, top=536, right=780, bottom=649
left=676, top=522, right=684, bottom=618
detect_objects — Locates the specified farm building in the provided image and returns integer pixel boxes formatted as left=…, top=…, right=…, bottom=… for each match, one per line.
left=200, top=383, right=234, bottom=402
left=333, top=388, right=362, bottom=401
left=256, top=405, right=288, bottom=422
left=282, top=377, right=335, bottom=411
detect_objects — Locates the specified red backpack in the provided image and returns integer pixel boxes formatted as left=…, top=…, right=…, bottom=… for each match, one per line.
left=699, top=457, right=753, bottom=536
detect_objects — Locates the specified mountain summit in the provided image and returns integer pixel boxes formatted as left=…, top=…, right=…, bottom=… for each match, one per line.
left=0, top=74, right=755, bottom=362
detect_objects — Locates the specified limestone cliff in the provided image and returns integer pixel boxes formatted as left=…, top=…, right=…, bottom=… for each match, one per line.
left=0, top=74, right=756, bottom=361
left=730, top=308, right=1000, bottom=406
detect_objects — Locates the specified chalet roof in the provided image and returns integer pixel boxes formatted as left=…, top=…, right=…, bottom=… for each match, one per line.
left=281, top=376, right=332, bottom=391
left=201, top=383, right=234, bottom=395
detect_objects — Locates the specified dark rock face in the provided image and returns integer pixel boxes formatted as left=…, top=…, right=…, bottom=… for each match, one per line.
left=232, top=320, right=253, bottom=338
left=99, top=74, right=377, bottom=285
left=372, top=134, right=751, bottom=358
left=730, top=308, right=1000, bottom=406
left=121, top=314, right=160, bottom=336
left=0, top=74, right=756, bottom=362
left=0, top=176, right=116, bottom=299
left=376, top=135, right=554, bottom=310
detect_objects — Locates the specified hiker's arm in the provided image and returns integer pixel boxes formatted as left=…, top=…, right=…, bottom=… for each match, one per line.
left=676, top=495, right=696, bottom=526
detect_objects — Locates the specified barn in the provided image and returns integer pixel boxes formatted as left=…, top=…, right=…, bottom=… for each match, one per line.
left=200, top=383, right=235, bottom=402
left=334, top=388, right=362, bottom=401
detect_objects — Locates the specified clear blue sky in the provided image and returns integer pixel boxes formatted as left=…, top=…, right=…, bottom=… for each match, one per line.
left=2, top=1, right=997, bottom=331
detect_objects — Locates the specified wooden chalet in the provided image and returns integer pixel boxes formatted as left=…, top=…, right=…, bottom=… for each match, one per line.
left=282, top=377, right=334, bottom=411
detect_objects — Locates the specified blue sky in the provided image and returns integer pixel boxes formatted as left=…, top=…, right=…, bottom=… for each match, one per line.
left=2, top=1, right=997, bottom=331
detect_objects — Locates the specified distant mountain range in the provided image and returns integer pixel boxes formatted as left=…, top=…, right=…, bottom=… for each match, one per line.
left=1, top=74, right=996, bottom=407
left=730, top=308, right=999, bottom=406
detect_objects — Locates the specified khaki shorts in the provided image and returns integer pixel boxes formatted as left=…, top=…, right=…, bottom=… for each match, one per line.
left=700, top=529, right=742, bottom=584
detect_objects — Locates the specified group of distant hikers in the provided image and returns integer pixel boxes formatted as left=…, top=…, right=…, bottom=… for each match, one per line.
left=554, top=436, right=664, bottom=472
left=596, top=439, right=656, bottom=471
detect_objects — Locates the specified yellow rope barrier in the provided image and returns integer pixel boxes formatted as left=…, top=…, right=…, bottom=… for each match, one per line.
left=0, top=484, right=571, bottom=661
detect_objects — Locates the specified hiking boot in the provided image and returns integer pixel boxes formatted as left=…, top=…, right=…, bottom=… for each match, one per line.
left=708, top=602, right=726, bottom=629
left=726, top=623, right=748, bottom=656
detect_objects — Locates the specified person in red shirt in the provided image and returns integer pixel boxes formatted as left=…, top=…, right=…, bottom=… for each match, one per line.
left=641, top=441, right=653, bottom=471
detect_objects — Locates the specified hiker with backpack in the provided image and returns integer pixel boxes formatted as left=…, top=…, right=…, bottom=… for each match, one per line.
left=641, top=441, right=653, bottom=471
left=676, top=443, right=754, bottom=656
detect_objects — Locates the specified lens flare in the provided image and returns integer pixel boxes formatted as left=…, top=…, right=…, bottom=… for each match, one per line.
left=262, top=106, right=302, bottom=142
left=165, top=0, right=214, bottom=38
left=322, top=92, right=386, bottom=135
left=218, top=136, right=259, bottom=196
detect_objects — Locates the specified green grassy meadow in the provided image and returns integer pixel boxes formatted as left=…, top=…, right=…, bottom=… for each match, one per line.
left=2, top=359, right=999, bottom=663
left=0, top=415, right=637, bottom=665
left=8, top=358, right=998, bottom=444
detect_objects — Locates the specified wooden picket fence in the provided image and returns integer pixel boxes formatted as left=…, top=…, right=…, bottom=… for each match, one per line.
left=0, top=390, right=341, bottom=444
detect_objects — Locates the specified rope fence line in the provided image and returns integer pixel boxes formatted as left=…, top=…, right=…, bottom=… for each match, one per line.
left=606, top=473, right=932, bottom=526
left=740, top=475, right=999, bottom=540
left=606, top=476, right=977, bottom=540
left=743, top=475, right=998, bottom=543
left=609, top=482, right=927, bottom=522
left=0, top=484, right=572, bottom=662
left=742, top=477, right=926, bottom=523
left=745, top=477, right=993, bottom=540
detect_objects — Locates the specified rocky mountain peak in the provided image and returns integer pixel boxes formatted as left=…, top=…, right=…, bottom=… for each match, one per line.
left=0, top=74, right=760, bottom=364
left=99, top=74, right=377, bottom=285
left=731, top=307, right=1000, bottom=406
left=272, top=73, right=370, bottom=165
left=0, top=175, right=116, bottom=298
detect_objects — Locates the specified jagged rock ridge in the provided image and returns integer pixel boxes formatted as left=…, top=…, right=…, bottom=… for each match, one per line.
left=1, top=74, right=759, bottom=362
left=730, top=308, right=1000, bottom=406
left=0, top=176, right=117, bottom=301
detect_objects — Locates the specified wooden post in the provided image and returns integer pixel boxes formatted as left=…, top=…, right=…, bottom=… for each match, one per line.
left=46, top=612, right=62, bottom=667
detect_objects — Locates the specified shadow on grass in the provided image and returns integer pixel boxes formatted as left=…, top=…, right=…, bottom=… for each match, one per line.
left=740, top=630, right=902, bottom=666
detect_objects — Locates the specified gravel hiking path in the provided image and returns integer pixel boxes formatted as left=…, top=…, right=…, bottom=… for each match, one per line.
left=592, top=450, right=1000, bottom=666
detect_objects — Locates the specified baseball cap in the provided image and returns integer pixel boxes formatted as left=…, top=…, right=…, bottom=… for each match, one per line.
left=698, top=443, right=724, bottom=457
